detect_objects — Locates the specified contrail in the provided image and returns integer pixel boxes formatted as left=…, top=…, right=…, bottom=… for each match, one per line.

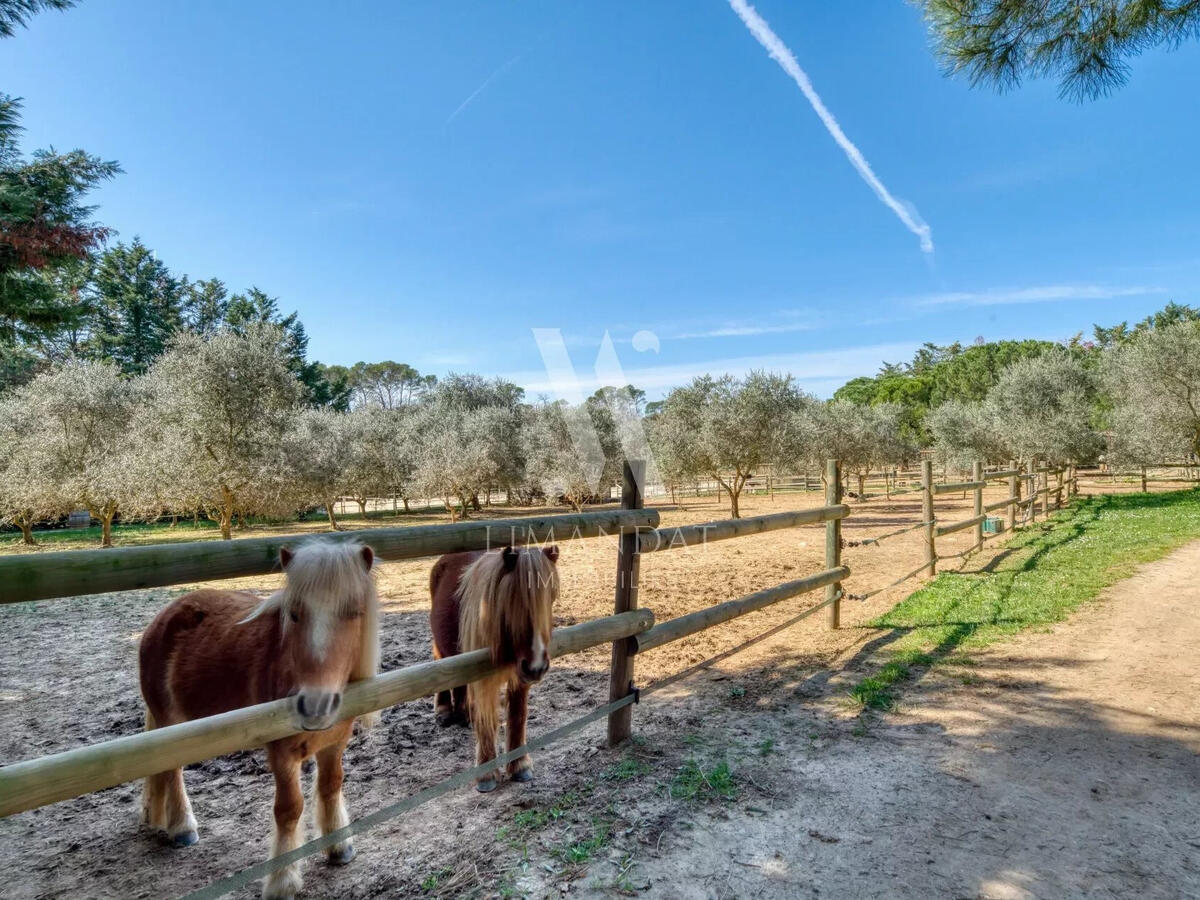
left=727, top=0, right=934, bottom=254
left=445, top=55, right=522, bottom=126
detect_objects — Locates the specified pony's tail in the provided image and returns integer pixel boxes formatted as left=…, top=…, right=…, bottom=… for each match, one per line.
left=353, top=590, right=382, bottom=729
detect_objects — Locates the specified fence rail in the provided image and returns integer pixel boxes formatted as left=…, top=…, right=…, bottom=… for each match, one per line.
left=0, top=508, right=659, bottom=605
left=0, top=608, right=655, bottom=818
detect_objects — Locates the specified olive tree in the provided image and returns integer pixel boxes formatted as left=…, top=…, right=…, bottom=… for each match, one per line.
left=340, top=406, right=413, bottom=519
left=1103, top=320, right=1200, bottom=462
left=523, top=399, right=621, bottom=511
left=10, top=361, right=139, bottom=546
left=286, top=407, right=350, bottom=530
left=414, top=405, right=505, bottom=521
left=986, top=348, right=1101, bottom=465
left=140, top=325, right=302, bottom=539
left=927, top=400, right=1009, bottom=475
left=653, top=372, right=811, bottom=518
left=0, top=393, right=59, bottom=544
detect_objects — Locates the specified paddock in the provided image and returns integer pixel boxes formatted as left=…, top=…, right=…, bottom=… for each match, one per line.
left=0, top=467, right=1189, bottom=897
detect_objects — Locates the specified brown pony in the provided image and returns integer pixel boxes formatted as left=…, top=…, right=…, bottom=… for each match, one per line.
left=138, top=540, right=379, bottom=900
left=429, top=544, right=559, bottom=792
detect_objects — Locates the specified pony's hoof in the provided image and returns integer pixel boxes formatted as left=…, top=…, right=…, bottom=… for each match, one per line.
left=171, top=829, right=199, bottom=848
left=511, top=768, right=534, bottom=783
left=476, top=777, right=498, bottom=793
left=327, top=843, right=356, bottom=866
left=435, top=712, right=455, bottom=728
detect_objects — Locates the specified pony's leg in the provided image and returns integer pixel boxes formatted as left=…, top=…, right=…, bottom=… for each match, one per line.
left=432, top=645, right=456, bottom=727
left=162, top=767, right=199, bottom=847
left=505, top=681, right=533, bottom=782
left=140, top=708, right=172, bottom=833
left=470, top=682, right=500, bottom=793
left=263, top=746, right=305, bottom=900
left=141, top=771, right=168, bottom=830
left=315, top=741, right=354, bottom=866
left=452, top=683, right=469, bottom=726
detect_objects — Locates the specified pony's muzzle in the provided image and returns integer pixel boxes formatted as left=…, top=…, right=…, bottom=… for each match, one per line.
left=518, top=658, right=549, bottom=684
left=293, top=689, right=343, bottom=731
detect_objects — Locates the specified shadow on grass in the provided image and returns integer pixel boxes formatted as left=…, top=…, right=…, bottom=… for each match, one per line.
left=848, top=490, right=1200, bottom=711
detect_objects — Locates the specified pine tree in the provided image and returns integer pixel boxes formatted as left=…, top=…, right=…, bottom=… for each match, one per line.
left=918, top=0, right=1200, bottom=100
left=91, top=239, right=183, bottom=375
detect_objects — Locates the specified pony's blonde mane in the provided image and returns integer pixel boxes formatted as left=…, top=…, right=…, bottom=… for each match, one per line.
left=458, top=546, right=559, bottom=749
left=243, top=539, right=380, bottom=684
left=458, top=547, right=558, bottom=658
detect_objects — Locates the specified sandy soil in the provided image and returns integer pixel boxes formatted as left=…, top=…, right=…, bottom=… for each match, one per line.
left=2, top=484, right=1193, bottom=898
left=595, top=539, right=1200, bottom=900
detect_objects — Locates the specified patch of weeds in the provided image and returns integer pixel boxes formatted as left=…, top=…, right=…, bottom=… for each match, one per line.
left=682, top=733, right=704, bottom=748
left=553, top=818, right=612, bottom=865
left=602, top=756, right=651, bottom=782
left=756, top=738, right=775, bottom=757
left=669, top=759, right=738, bottom=802
left=512, top=808, right=549, bottom=831
left=420, top=868, right=452, bottom=892
left=727, top=685, right=746, bottom=699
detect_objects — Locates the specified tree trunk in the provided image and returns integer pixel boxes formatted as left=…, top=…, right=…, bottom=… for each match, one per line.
left=19, top=519, right=34, bottom=546
left=729, top=484, right=741, bottom=519
left=857, top=473, right=866, bottom=499
left=220, top=488, right=234, bottom=540
left=357, top=499, right=368, bottom=519
left=445, top=497, right=458, bottom=522
left=471, top=493, right=481, bottom=512
left=403, top=497, right=410, bottom=513
left=325, top=498, right=341, bottom=531
left=101, top=511, right=115, bottom=548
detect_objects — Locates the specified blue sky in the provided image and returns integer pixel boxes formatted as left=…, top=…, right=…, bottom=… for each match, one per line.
left=5, top=0, right=1200, bottom=397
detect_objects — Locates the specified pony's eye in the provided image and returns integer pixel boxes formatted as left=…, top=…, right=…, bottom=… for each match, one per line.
left=289, top=611, right=300, bottom=623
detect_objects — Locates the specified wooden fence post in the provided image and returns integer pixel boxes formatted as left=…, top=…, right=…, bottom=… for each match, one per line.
left=1027, top=458, right=1036, bottom=520
left=1007, top=460, right=1019, bottom=532
left=972, top=460, right=984, bottom=553
left=825, top=459, right=842, bottom=629
left=607, top=459, right=645, bottom=747
left=1040, top=463, right=1049, bottom=518
left=1140, top=465, right=1148, bottom=494
left=1055, top=469, right=1064, bottom=509
left=921, top=459, right=936, bottom=576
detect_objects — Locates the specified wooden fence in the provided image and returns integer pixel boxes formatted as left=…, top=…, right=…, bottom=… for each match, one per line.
left=919, top=458, right=1074, bottom=575
left=0, top=463, right=851, bottom=819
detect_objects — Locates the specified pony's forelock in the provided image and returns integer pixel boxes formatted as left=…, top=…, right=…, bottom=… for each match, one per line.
left=458, top=547, right=558, bottom=659
left=239, top=540, right=380, bottom=697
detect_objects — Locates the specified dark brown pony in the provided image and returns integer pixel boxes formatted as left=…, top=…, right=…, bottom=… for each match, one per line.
left=429, top=544, right=559, bottom=792
left=139, top=540, right=379, bottom=900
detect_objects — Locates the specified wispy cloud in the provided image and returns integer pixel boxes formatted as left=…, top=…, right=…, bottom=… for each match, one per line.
left=445, top=55, right=522, bottom=126
left=915, top=284, right=1164, bottom=308
left=727, top=0, right=933, bottom=255
left=673, top=320, right=815, bottom=339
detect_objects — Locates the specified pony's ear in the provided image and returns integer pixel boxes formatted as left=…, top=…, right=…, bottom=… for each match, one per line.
left=360, top=545, right=375, bottom=571
left=542, top=545, right=560, bottom=564
left=501, top=545, right=520, bottom=572
left=279, top=547, right=294, bottom=570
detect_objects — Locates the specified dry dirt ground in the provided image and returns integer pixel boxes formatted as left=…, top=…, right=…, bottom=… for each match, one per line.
left=1, top=485, right=1196, bottom=898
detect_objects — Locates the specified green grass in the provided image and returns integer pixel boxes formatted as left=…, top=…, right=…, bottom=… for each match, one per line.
left=668, top=759, right=738, bottom=802
left=850, top=490, right=1200, bottom=710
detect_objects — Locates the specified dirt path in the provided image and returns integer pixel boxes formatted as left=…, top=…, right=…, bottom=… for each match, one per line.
left=619, top=541, right=1200, bottom=899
